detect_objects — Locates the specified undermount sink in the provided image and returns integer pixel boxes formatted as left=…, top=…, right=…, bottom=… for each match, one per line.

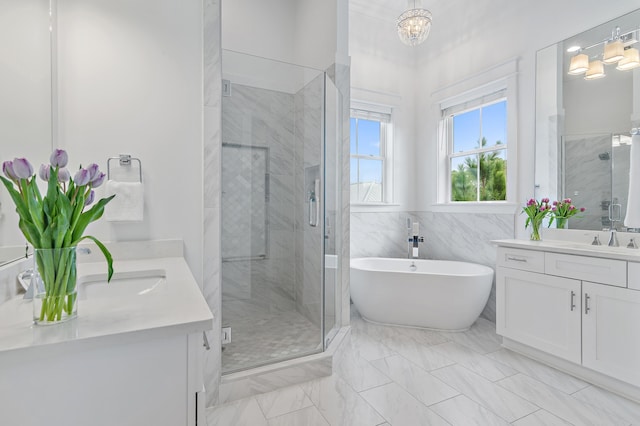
left=78, top=269, right=167, bottom=300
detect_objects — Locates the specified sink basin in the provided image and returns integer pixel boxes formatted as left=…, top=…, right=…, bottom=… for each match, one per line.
left=78, top=269, right=167, bottom=300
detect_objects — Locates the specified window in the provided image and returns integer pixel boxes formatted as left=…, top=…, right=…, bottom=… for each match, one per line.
left=443, top=91, right=508, bottom=202
left=350, top=107, right=391, bottom=203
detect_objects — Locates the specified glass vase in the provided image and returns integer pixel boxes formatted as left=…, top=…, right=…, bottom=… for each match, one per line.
left=556, top=217, right=568, bottom=229
left=529, top=221, right=542, bottom=241
left=33, top=246, right=78, bottom=325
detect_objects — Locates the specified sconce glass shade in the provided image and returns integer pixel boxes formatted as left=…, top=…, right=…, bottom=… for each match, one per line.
left=616, top=47, right=640, bottom=71
left=397, top=8, right=432, bottom=46
left=568, top=53, right=589, bottom=75
left=584, top=60, right=605, bottom=80
left=603, top=39, right=625, bottom=63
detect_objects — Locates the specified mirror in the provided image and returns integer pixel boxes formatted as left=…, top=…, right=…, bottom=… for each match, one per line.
left=535, top=8, right=640, bottom=231
left=0, top=0, right=54, bottom=265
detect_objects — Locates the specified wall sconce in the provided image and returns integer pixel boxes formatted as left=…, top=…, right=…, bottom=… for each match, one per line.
left=567, top=26, right=640, bottom=79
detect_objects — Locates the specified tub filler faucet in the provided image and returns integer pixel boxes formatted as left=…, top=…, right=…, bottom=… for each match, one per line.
left=407, top=219, right=424, bottom=259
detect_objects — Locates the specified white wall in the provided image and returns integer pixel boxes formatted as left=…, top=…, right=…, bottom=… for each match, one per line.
left=56, top=0, right=204, bottom=284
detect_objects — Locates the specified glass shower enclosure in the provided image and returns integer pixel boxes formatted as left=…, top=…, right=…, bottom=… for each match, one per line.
left=220, top=50, right=340, bottom=373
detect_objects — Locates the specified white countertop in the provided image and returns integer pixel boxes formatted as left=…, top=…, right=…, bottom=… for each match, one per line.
left=0, top=255, right=213, bottom=357
left=493, top=238, right=640, bottom=262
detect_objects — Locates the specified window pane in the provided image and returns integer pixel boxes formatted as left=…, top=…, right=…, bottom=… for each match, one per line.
left=479, top=149, right=507, bottom=201
left=350, top=157, right=358, bottom=185
left=453, top=109, right=480, bottom=152
left=357, top=119, right=381, bottom=156
left=482, top=101, right=506, bottom=149
left=350, top=118, right=357, bottom=154
left=451, top=155, right=478, bottom=201
left=356, top=159, right=382, bottom=202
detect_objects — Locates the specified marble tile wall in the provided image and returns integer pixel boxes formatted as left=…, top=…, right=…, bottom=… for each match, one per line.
left=202, top=0, right=222, bottom=407
left=564, top=134, right=613, bottom=230
left=350, top=211, right=515, bottom=322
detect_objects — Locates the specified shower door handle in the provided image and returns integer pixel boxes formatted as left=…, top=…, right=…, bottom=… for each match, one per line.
left=309, top=194, right=319, bottom=227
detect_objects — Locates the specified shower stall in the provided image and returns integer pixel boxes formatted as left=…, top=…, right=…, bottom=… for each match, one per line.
left=220, top=50, right=341, bottom=373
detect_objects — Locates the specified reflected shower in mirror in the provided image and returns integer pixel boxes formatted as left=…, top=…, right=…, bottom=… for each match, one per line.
left=0, top=0, right=54, bottom=265
left=535, top=7, right=640, bottom=231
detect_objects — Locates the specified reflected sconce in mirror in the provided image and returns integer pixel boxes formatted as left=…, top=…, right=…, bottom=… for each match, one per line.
left=567, top=26, right=640, bottom=78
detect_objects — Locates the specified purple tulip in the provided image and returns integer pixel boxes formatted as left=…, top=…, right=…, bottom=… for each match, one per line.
left=58, top=168, right=70, bottom=182
left=87, top=163, right=100, bottom=181
left=569, top=205, right=576, bottom=211
left=2, top=161, right=17, bottom=181
left=527, top=198, right=536, bottom=206
left=541, top=197, right=550, bottom=204
left=580, top=207, right=586, bottom=212
left=12, top=158, right=34, bottom=180
left=84, top=190, right=95, bottom=206
left=39, top=164, right=50, bottom=181
left=564, top=198, right=572, bottom=204
left=74, top=168, right=91, bottom=186
left=552, top=206, right=557, bottom=211
left=49, top=149, right=68, bottom=168
left=91, top=172, right=106, bottom=188
left=552, top=200, right=558, bottom=206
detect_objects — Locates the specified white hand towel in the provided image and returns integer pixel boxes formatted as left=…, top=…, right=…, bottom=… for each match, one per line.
left=624, top=133, right=640, bottom=228
left=104, top=180, right=144, bottom=222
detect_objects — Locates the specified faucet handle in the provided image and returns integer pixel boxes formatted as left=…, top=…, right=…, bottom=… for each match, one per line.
left=592, top=235, right=601, bottom=246
left=628, top=238, right=638, bottom=249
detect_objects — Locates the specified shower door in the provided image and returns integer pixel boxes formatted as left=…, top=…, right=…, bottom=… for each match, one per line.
left=220, top=50, right=327, bottom=373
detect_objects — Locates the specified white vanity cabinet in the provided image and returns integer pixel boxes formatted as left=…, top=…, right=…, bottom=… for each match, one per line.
left=495, top=242, right=640, bottom=396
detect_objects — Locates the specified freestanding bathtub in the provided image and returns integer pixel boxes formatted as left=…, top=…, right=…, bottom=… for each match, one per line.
left=350, top=257, right=494, bottom=331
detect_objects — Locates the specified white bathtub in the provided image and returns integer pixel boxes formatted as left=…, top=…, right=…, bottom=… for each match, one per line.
left=350, top=257, right=494, bottom=331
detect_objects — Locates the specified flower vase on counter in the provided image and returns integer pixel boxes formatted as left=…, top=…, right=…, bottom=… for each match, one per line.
left=1, top=149, right=115, bottom=325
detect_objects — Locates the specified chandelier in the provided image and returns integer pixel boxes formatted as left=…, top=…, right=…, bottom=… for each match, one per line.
left=568, top=27, right=640, bottom=80
left=396, top=0, right=432, bottom=47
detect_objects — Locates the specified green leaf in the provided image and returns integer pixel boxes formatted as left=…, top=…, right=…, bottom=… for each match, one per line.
left=71, top=195, right=115, bottom=243
left=78, top=235, right=113, bottom=282
left=0, top=176, right=31, bottom=221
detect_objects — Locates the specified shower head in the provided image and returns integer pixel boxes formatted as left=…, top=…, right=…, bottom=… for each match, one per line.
left=598, top=152, right=610, bottom=160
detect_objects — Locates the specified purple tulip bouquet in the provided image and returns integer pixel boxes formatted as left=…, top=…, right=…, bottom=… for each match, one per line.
left=550, top=198, right=585, bottom=229
left=1, top=149, right=114, bottom=323
left=523, top=198, right=551, bottom=241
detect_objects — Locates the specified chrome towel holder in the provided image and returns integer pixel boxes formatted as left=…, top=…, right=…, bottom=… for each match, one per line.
left=107, top=154, right=143, bottom=183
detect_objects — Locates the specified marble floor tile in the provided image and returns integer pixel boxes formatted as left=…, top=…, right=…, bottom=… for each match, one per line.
left=333, top=337, right=392, bottom=392
left=349, top=330, right=396, bottom=362
left=431, top=341, right=518, bottom=382
left=431, top=364, right=538, bottom=422
left=390, top=338, right=456, bottom=372
left=207, top=396, right=268, bottom=426
left=572, top=385, right=640, bottom=425
left=255, top=384, right=313, bottom=419
left=267, top=406, right=329, bottom=426
left=438, top=317, right=503, bottom=354
left=301, top=375, right=386, bottom=426
left=430, top=394, right=511, bottom=425
left=359, top=382, right=450, bottom=426
left=512, top=409, right=573, bottom=426
left=486, top=349, right=589, bottom=394
left=369, top=354, right=459, bottom=406
left=498, top=374, right=630, bottom=425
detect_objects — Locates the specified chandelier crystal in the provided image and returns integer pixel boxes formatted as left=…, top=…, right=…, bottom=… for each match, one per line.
left=396, top=1, right=432, bottom=47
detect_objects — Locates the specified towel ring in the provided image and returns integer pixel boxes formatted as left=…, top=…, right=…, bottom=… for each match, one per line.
left=107, top=154, right=143, bottom=183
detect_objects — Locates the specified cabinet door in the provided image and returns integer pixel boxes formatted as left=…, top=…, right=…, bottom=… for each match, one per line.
left=582, top=282, right=640, bottom=386
left=497, top=267, right=581, bottom=363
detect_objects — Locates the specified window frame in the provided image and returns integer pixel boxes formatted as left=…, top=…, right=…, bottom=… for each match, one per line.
left=436, top=75, right=518, bottom=209
left=350, top=103, right=394, bottom=205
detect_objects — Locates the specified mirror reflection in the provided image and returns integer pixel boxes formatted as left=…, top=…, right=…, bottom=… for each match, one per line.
left=0, top=0, right=53, bottom=265
left=535, top=8, right=640, bottom=231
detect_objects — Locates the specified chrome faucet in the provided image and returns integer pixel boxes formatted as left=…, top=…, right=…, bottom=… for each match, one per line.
left=608, top=227, right=619, bottom=247
left=407, top=219, right=424, bottom=258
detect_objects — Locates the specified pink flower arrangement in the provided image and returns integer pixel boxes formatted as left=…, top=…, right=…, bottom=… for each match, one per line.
left=522, top=198, right=551, bottom=240
left=550, top=198, right=585, bottom=228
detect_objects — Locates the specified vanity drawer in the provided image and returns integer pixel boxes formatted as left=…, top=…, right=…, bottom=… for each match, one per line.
left=497, top=247, right=545, bottom=273
left=629, top=263, right=640, bottom=291
left=545, top=253, right=627, bottom=287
